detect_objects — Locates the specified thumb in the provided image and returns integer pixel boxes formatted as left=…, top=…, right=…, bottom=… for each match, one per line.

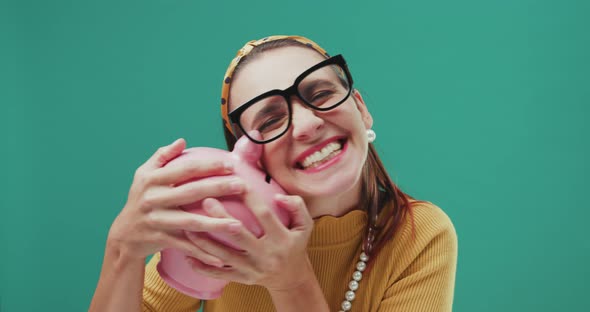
left=146, top=138, right=186, bottom=169
left=274, top=194, right=312, bottom=231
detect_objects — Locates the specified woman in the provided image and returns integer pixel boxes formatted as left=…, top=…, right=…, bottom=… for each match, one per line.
left=90, top=35, right=458, bottom=312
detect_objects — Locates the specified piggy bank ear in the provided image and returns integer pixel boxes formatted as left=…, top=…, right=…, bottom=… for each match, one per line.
left=233, top=130, right=263, bottom=164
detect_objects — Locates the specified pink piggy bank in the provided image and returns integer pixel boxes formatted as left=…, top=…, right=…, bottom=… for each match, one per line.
left=157, top=135, right=289, bottom=299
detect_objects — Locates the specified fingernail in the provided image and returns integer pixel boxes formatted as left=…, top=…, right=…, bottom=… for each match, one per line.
left=210, top=260, right=224, bottom=268
left=228, top=222, right=242, bottom=233
left=275, top=194, right=288, bottom=201
left=228, top=179, right=244, bottom=193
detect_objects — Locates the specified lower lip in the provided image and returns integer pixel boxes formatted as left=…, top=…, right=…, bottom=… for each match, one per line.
left=300, top=140, right=348, bottom=174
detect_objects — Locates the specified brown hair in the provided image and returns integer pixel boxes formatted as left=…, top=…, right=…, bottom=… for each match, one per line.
left=222, top=39, right=421, bottom=270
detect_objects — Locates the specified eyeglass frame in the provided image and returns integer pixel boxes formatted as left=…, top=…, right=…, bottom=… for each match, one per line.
left=228, top=54, right=354, bottom=144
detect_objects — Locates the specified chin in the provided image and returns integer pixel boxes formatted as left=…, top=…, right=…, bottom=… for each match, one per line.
left=272, top=138, right=368, bottom=199
left=291, top=169, right=363, bottom=198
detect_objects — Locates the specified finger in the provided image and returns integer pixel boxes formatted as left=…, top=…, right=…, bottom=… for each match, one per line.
left=202, top=198, right=258, bottom=251
left=185, top=257, right=255, bottom=286
left=248, top=131, right=266, bottom=170
left=153, top=158, right=234, bottom=186
left=162, top=232, right=224, bottom=268
left=148, top=209, right=242, bottom=233
left=185, top=256, right=237, bottom=279
left=274, top=194, right=312, bottom=231
left=185, top=231, right=248, bottom=265
left=144, top=138, right=187, bottom=170
left=156, top=176, right=246, bottom=208
left=242, top=185, right=286, bottom=238
left=202, top=198, right=233, bottom=218
left=247, top=130, right=262, bottom=140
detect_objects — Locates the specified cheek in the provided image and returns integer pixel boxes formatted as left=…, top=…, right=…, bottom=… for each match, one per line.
left=335, top=101, right=365, bottom=124
left=260, top=143, right=285, bottom=172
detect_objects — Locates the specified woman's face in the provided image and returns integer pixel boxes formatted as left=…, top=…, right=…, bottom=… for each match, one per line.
left=229, top=46, right=373, bottom=216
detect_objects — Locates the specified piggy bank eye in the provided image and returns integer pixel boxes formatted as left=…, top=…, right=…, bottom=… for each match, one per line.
left=265, top=173, right=272, bottom=184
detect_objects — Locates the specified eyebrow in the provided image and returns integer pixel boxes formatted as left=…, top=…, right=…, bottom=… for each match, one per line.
left=300, top=79, right=338, bottom=95
left=252, top=100, right=285, bottom=123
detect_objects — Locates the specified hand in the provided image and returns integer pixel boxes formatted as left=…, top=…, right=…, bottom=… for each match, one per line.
left=108, top=138, right=246, bottom=266
left=184, top=187, right=315, bottom=292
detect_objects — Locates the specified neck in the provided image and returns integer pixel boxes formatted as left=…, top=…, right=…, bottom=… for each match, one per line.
left=304, top=179, right=363, bottom=219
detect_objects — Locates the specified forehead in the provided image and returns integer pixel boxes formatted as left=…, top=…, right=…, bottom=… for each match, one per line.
left=228, top=46, right=327, bottom=111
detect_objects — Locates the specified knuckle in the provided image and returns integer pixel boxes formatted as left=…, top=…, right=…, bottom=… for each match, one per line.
left=139, top=193, right=158, bottom=211
left=144, top=212, right=158, bottom=228
left=228, top=228, right=242, bottom=238
left=210, top=222, right=227, bottom=233
left=224, top=230, right=242, bottom=242
left=149, top=231, right=166, bottom=245
left=220, top=180, right=235, bottom=193
left=186, top=164, right=203, bottom=177
left=211, top=159, right=226, bottom=171
left=293, top=196, right=304, bottom=206
left=133, top=168, right=147, bottom=184
left=156, top=146, right=166, bottom=156
left=187, top=217, right=206, bottom=232
left=258, top=208, right=274, bottom=221
left=136, top=170, right=156, bottom=187
left=133, top=166, right=144, bottom=178
left=154, top=147, right=169, bottom=163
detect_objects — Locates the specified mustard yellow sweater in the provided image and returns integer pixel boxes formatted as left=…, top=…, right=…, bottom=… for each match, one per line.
left=142, top=201, right=457, bottom=312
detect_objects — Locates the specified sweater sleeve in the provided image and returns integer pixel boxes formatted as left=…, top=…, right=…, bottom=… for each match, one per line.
left=378, top=203, right=458, bottom=312
left=142, top=253, right=202, bottom=312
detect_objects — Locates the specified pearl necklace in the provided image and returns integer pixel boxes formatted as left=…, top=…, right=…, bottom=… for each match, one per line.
left=338, top=250, right=369, bottom=311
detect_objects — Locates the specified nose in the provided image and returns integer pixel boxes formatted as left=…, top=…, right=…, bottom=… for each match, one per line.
left=290, top=98, right=324, bottom=142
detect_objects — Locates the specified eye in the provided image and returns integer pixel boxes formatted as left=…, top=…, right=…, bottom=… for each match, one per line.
left=257, top=113, right=288, bottom=132
left=310, top=90, right=334, bottom=102
left=258, top=118, right=278, bottom=132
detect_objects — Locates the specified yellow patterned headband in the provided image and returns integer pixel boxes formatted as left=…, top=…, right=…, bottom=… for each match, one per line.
left=220, top=35, right=330, bottom=136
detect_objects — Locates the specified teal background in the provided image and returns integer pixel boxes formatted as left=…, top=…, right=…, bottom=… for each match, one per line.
left=1, top=0, right=588, bottom=311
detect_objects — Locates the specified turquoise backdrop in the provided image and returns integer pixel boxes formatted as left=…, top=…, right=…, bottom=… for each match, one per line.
left=1, top=0, right=588, bottom=311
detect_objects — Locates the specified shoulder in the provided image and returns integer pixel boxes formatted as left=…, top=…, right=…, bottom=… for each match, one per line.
left=404, top=200, right=457, bottom=260
left=406, top=200, right=456, bottom=242
left=380, top=200, right=457, bottom=268
left=373, top=201, right=458, bottom=309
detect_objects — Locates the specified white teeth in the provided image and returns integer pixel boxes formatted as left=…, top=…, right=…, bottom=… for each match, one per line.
left=301, top=142, right=342, bottom=169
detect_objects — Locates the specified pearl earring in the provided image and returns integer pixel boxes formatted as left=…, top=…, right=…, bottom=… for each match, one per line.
left=366, top=129, right=376, bottom=143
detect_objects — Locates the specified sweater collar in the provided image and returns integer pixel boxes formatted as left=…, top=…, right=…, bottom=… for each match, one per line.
left=308, top=209, right=368, bottom=248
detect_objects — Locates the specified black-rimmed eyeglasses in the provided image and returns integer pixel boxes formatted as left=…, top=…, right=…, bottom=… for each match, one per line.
left=228, top=54, right=354, bottom=144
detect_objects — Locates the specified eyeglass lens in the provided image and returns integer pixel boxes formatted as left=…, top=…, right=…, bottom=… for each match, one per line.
left=238, top=63, right=350, bottom=142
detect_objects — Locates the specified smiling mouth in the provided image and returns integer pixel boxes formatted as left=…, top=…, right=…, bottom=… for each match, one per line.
left=296, top=139, right=346, bottom=170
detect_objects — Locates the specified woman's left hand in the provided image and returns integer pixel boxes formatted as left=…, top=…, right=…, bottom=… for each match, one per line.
left=184, top=184, right=315, bottom=292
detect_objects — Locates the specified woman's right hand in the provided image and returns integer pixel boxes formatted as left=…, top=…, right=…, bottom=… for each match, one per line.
left=107, top=138, right=245, bottom=267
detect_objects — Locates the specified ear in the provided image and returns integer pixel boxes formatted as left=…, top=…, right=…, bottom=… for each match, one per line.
left=352, top=89, right=373, bottom=129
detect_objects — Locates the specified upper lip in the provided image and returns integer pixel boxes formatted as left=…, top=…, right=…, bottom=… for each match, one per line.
left=293, top=136, right=346, bottom=167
